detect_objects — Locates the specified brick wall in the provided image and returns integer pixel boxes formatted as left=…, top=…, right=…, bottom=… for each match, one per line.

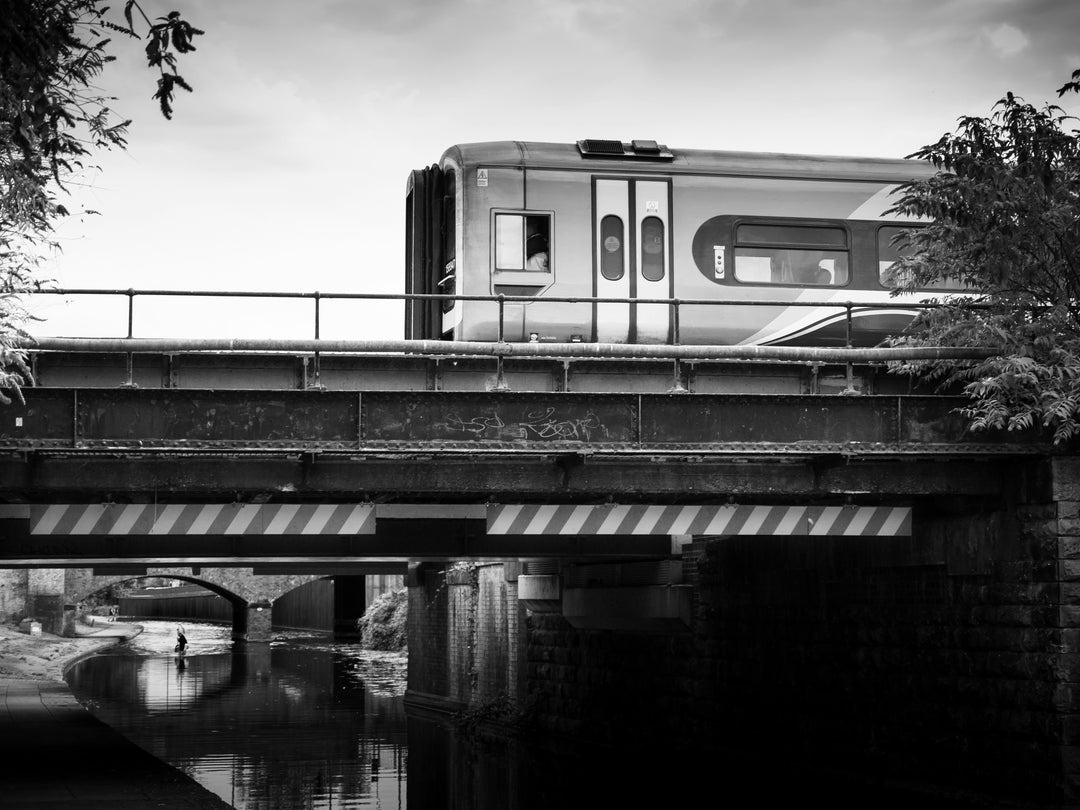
left=476, top=564, right=509, bottom=701
left=446, top=562, right=477, bottom=703
left=521, top=478, right=1080, bottom=807
left=399, top=459, right=1080, bottom=807
left=406, top=561, right=526, bottom=713
left=407, top=563, right=451, bottom=702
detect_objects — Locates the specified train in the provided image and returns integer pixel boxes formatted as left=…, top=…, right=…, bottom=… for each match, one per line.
left=405, top=139, right=954, bottom=347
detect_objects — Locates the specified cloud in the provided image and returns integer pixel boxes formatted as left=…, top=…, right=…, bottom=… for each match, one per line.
left=982, top=22, right=1029, bottom=56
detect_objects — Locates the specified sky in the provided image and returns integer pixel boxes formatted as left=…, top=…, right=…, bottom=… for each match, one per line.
left=33, top=0, right=1080, bottom=341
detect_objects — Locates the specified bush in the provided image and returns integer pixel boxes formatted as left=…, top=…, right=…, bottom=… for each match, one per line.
left=357, top=587, right=407, bottom=651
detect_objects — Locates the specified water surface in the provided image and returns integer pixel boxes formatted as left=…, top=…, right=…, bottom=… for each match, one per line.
left=67, top=620, right=407, bottom=809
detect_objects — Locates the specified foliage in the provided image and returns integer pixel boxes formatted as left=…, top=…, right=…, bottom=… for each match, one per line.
left=357, top=587, right=408, bottom=651
left=886, top=70, right=1080, bottom=443
left=0, top=0, right=201, bottom=403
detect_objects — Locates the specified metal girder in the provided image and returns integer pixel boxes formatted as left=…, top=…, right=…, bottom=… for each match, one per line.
left=0, top=387, right=1049, bottom=521
left=0, top=450, right=1024, bottom=501
left=0, top=387, right=1043, bottom=453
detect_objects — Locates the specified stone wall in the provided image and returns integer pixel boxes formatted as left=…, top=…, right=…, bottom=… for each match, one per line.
left=0, top=569, right=68, bottom=632
left=0, top=569, right=27, bottom=624
left=27, top=569, right=65, bottom=634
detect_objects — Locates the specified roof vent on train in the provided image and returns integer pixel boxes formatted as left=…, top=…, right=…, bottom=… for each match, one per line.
left=577, top=139, right=674, bottom=160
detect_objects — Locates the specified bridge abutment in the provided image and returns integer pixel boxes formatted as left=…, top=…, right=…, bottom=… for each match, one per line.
left=404, top=458, right=1080, bottom=808
left=405, top=560, right=526, bottom=714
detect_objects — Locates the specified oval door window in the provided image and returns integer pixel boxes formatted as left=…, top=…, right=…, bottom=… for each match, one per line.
left=641, top=216, right=665, bottom=281
left=600, top=215, right=624, bottom=281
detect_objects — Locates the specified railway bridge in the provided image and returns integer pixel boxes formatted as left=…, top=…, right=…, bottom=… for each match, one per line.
left=1, top=331, right=1077, bottom=806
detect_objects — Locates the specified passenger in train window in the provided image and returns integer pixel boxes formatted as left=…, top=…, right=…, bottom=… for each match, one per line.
left=526, top=233, right=549, bottom=271
left=795, top=251, right=831, bottom=285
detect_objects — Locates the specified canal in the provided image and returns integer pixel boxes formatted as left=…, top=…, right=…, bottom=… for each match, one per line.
left=64, top=620, right=990, bottom=809
left=64, top=620, right=637, bottom=810
left=66, top=620, right=408, bottom=809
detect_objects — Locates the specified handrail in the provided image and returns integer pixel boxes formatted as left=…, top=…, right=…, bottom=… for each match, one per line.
left=27, top=286, right=957, bottom=307
left=26, top=286, right=968, bottom=345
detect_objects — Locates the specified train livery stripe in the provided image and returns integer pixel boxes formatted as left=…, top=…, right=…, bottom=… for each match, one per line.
left=486, top=504, right=911, bottom=536
left=29, top=504, right=376, bottom=535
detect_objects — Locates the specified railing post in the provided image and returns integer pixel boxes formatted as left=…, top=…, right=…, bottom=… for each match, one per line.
left=310, top=292, right=323, bottom=390
left=122, top=289, right=136, bottom=388
left=669, top=299, right=687, bottom=393
left=497, top=294, right=505, bottom=343
left=844, top=302, right=855, bottom=395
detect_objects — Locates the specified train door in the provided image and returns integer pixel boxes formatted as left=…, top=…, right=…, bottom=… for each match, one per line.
left=593, top=178, right=672, bottom=343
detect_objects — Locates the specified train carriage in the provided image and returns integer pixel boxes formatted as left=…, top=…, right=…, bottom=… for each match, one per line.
left=405, top=139, right=945, bottom=347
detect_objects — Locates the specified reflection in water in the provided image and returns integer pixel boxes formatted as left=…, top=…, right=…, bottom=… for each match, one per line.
left=67, top=621, right=407, bottom=809
left=68, top=621, right=734, bottom=809
left=65, top=621, right=994, bottom=809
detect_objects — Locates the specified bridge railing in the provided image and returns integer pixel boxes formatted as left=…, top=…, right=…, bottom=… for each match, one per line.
left=23, top=286, right=974, bottom=343
left=21, top=287, right=995, bottom=390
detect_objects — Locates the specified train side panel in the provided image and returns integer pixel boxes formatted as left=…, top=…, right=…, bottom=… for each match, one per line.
left=409, top=141, right=939, bottom=346
left=670, top=174, right=919, bottom=345
left=455, top=162, right=528, bottom=340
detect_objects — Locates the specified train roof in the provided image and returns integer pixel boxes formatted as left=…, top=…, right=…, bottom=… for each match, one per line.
left=440, top=140, right=937, bottom=183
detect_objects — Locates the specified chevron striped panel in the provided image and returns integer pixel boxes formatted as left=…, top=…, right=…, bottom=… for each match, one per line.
left=29, top=504, right=376, bottom=535
left=486, top=504, right=911, bottom=537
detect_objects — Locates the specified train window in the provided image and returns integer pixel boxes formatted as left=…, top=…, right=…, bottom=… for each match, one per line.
left=600, top=215, right=624, bottom=281
left=495, top=213, right=551, bottom=272
left=878, top=226, right=969, bottom=290
left=733, top=222, right=849, bottom=286
left=641, top=216, right=665, bottom=281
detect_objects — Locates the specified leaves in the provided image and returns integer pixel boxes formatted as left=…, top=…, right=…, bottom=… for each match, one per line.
left=0, top=1, right=202, bottom=403
left=886, top=72, right=1080, bottom=444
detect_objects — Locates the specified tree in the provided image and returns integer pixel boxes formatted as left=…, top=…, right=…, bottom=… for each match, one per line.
left=0, top=0, right=201, bottom=403
left=886, top=70, right=1080, bottom=443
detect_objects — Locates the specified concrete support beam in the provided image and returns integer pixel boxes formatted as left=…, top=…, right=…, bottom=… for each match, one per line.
left=561, top=585, right=693, bottom=633
left=518, top=574, right=563, bottom=613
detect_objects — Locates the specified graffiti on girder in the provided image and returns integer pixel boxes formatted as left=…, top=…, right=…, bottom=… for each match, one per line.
left=517, top=407, right=606, bottom=441
left=438, top=412, right=507, bottom=436
left=436, top=407, right=609, bottom=441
